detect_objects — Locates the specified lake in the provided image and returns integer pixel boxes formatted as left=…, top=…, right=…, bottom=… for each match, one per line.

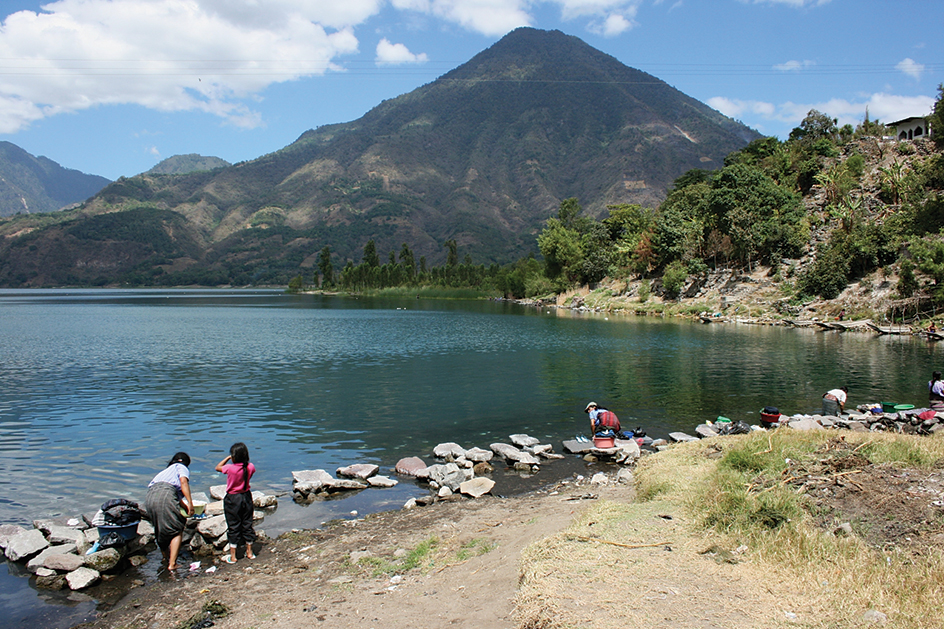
left=1, top=288, right=940, bottom=627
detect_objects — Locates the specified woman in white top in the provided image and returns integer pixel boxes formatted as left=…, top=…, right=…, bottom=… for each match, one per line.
left=144, top=452, right=194, bottom=570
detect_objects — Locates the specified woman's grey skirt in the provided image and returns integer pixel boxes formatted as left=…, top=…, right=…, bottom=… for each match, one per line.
left=144, top=482, right=186, bottom=547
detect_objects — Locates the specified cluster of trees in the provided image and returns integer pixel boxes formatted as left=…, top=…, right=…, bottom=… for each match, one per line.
left=295, top=85, right=944, bottom=307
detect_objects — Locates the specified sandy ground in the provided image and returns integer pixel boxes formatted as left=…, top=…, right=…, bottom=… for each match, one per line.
left=78, top=477, right=628, bottom=629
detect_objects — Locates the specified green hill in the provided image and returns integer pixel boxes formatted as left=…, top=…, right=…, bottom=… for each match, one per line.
left=145, top=154, right=231, bottom=175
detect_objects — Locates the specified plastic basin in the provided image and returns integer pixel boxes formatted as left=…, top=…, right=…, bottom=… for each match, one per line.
left=98, top=522, right=140, bottom=541
left=894, top=404, right=915, bottom=411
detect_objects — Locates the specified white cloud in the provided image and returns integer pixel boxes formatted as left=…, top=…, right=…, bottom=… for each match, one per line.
left=709, top=93, right=935, bottom=132
left=586, top=13, right=636, bottom=36
left=396, top=0, right=532, bottom=36
left=707, top=97, right=776, bottom=119
left=740, top=0, right=832, bottom=7
left=0, top=0, right=364, bottom=133
left=376, top=39, right=429, bottom=65
left=896, top=58, right=925, bottom=80
left=773, top=60, right=815, bottom=72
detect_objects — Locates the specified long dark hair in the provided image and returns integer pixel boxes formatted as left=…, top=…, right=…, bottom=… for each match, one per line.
left=230, top=442, right=250, bottom=488
left=167, top=452, right=190, bottom=468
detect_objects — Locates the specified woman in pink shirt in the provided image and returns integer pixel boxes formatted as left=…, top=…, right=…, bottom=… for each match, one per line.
left=215, top=442, right=257, bottom=563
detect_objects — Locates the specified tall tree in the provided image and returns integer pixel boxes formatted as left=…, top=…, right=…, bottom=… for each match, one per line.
left=399, top=243, right=415, bottom=280
left=444, top=239, right=458, bottom=267
left=362, top=239, right=380, bottom=267
left=318, top=246, right=334, bottom=287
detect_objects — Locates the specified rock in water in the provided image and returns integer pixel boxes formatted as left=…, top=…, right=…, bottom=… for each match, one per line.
left=394, top=457, right=427, bottom=477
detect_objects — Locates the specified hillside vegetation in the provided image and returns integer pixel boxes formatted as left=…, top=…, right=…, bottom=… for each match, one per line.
left=520, top=92, right=944, bottom=326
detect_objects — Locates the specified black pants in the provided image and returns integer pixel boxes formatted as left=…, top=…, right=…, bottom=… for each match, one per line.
left=223, top=492, right=256, bottom=548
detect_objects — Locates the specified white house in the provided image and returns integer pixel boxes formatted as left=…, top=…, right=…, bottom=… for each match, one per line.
left=887, top=116, right=931, bottom=141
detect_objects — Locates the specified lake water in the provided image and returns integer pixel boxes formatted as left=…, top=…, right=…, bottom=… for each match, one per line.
left=1, top=288, right=941, bottom=627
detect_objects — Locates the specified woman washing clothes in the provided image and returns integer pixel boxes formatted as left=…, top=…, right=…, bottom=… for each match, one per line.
left=929, top=372, right=944, bottom=412
left=144, top=452, right=194, bottom=571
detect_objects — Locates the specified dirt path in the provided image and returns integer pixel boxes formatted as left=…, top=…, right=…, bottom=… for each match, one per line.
left=79, top=473, right=812, bottom=629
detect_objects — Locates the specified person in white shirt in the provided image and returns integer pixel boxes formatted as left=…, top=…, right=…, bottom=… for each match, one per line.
left=822, top=386, right=848, bottom=416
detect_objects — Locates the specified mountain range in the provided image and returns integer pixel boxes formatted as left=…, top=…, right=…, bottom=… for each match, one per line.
left=0, top=28, right=760, bottom=287
left=0, top=142, right=110, bottom=218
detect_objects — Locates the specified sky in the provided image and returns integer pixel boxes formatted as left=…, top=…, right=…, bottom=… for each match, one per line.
left=0, top=0, right=940, bottom=181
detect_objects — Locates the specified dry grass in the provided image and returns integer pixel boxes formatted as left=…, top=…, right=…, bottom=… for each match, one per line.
left=515, top=431, right=944, bottom=629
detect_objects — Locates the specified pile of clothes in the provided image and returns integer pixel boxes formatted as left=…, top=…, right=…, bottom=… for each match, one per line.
left=90, top=498, right=144, bottom=549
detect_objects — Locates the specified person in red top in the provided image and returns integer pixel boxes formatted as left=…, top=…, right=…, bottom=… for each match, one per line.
left=585, top=401, right=621, bottom=436
left=215, top=442, right=257, bottom=564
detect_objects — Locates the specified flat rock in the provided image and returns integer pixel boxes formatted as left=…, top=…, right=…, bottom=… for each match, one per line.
left=337, top=464, right=379, bottom=480
left=66, top=566, right=100, bottom=590
left=44, top=552, right=86, bottom=573
left=561, top=439, right=593, bottom=454
left=209, top=485, right=227, bottom=501
left=367, top=475, right=398, bottom=488
left=509, top=434, right=540, bottom=448
left=528, top=444, right=553, bottom=456
left=27, top=544, right=78, bottom=572
left=394, top=457, right=428, bottom=477
left=695, top=424, right=719, bottom=439
left=668, top=432, right=698, bottom=443
left=490, top=443, right=540, bottom=464
left=459, top=477, right=495, bottom=498
left=47, top=525, right=85, bottom=546
left=789, top=418, right=824, bottom=431
left=5, top=528, right=49, bottom=562
left=292, top=469, right=334, bottom=494
left=433, top=442, right=467, bottom=459
left=323, top=478, right=368, bottom=492
left=464, top=447, right=493, bottom=462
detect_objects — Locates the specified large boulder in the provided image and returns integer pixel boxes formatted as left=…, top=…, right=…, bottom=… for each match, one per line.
left=426, top=463, right=467, bottom=491
left=0, top=524, right=27, bottom=551
left=195, top=515, right=228, bottom=540
left=251, top=491, right=278, bottom=509
left=209, top=485, right=227, bottom=501
left=614, top=439, right=641, bottom=465
left=84, top=548, right=121, bottom=572
left=5, top=529, right=49, bottom=562
left=394, top=457, right=428, bottom=477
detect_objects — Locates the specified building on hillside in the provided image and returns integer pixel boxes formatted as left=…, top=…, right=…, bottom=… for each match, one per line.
left=887, top=116, right=931, bottom=141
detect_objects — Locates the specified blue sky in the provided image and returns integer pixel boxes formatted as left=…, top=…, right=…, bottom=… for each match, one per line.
left=0, top=0, right=940, bottom=181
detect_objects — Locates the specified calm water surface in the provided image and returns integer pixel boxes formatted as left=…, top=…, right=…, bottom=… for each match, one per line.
left=0, top=289, right=941, bottom=626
